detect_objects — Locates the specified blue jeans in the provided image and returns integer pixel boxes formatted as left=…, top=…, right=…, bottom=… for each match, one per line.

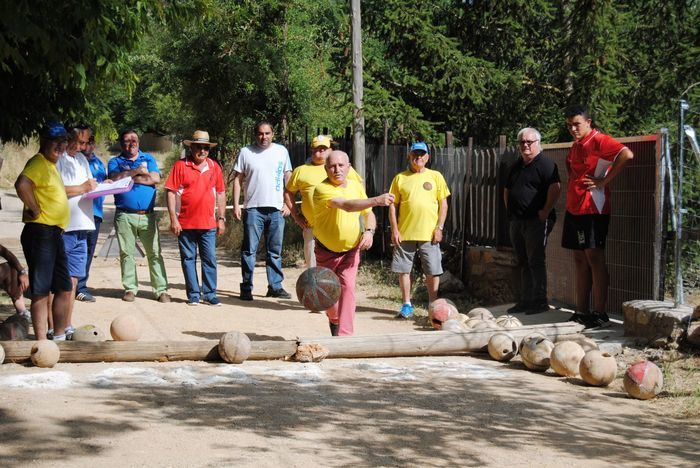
left=77, top=217, right=102, bottom=294
left=178, top=229, right=218, bottom=302
left=241, top=207, right=285, bottom=293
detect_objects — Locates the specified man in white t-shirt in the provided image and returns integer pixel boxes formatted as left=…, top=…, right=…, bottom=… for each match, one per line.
left=232, top=121, right=292, bottom=301
left=56, top=124, right=97, bottom=339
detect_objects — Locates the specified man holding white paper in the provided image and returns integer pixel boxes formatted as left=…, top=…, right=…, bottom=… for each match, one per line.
left=57, top=124, right=97, bottom=338
left=76, top=132, right=107, bottom=303
left=562, top=106, right=633, bottom=329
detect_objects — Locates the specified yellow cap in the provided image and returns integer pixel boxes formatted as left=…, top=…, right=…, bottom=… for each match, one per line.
left=311, top=135, right=332, bottom=149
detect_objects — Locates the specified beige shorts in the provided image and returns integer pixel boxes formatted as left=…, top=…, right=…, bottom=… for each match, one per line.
left=391, top=241, right=443, bottom=276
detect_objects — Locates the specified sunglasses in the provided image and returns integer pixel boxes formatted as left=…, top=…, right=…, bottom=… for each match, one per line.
left=191, top=144, right=211, bottom=152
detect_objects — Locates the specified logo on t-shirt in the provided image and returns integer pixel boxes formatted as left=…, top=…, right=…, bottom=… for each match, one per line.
left=423, top=182, right=433, bottom=191
left=275, top=161, right=284, bottom=191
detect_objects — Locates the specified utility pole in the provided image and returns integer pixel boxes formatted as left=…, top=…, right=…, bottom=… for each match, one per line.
left=351, top=0, right=365, bottom=180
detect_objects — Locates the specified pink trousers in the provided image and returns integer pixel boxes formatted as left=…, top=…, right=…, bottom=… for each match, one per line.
left=315, top=245, right=360, bottom=336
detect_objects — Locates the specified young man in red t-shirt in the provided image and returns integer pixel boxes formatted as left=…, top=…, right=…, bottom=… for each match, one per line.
left=562, top=106, right=634, bottom=328
left=165, top=130, right=227, bottom=306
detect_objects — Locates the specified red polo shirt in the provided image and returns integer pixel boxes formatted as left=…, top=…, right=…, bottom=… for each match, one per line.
left=566, top=129, right=626, bottom=215
left=165, top=157, right=225, bottom=229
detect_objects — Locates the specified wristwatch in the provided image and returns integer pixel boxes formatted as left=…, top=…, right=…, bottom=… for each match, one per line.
left=19, top=268, right=28, bottom=275
left=436, top=226, right=444, bottom=231
left=217, top=216, right=226, bottom=222
left=365, top=228, right=375, bottom=234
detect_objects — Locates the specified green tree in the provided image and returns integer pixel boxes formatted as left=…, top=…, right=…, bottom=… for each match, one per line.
left=0, top=0, right=203, bottom=142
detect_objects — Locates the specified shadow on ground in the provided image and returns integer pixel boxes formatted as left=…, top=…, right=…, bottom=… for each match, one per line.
left=1, top=357, right=698, bottom=466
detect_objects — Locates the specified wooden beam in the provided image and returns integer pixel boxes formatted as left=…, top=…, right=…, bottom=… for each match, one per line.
left=1, top=322, right=584, bottom=364
left=299, top=322, right=584, bottom=359
left=0, top=339, right=298, bottom=364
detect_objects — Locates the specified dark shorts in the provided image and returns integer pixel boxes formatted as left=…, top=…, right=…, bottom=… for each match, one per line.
left=561, top=212, right=610, bottom=250
left=20, top=223, right=73, bottom=296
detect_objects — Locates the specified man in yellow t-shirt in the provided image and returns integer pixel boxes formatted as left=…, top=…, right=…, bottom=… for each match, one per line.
left=285, top=135, right=362, bottom=268
left=389, top=142, right=450, bottom=319
left=312, top=150, right=394, bottom=336
left=14, top=121, right=74, bottom=341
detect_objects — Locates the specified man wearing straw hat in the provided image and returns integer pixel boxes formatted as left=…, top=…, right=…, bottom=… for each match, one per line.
left=165, top=130, right=226, bottom=306
left=285, top=135, right=362, bottom=269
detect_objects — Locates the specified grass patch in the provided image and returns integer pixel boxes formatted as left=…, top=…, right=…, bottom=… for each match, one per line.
left=659, top=353, right=700, bottom=419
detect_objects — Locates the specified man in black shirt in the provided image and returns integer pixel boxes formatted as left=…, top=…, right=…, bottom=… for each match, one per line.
left=504, top=127, right=561, bottom=314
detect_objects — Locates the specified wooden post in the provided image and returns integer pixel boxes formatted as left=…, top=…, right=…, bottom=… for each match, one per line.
left=381, top=119, right=390, bottom=261
left=351, top=0, right=366, bottom=180
left=299, top=322, right=584, bottom=359
left=0, top=339, right=298, bottom=364
left=1, top=322, right=584, bottom=363
left=445, top=131, right=454, bottom=149
left=460, top=136, right=474, bottom=281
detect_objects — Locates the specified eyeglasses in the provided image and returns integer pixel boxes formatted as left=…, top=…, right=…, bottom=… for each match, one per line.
left=411, top=152, right=428, bottom=158
left=519, top=139, right=539, bottom=146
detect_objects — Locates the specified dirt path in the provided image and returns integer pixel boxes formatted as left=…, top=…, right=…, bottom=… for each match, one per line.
left=0, top=190, right=698, bottom=467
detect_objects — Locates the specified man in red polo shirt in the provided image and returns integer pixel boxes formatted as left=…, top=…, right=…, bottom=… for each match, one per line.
left=562, top=106, right=634, bottom=328
left=166, top=130, right=227, bottom=306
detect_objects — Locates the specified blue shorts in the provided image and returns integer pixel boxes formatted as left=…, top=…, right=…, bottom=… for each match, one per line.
left=20, top=223, right=72, bottom=296
left=63, top=230, right=89, bottom=278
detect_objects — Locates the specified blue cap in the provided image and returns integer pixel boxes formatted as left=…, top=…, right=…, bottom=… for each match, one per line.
left=40, top=120, right=68, bottom=139
left=410, top=141, right=429, bottom=153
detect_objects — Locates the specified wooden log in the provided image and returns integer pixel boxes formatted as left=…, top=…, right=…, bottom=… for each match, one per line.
left=299, top=322, right=585, bottom=359
left=1, top=322, right=584, bottom=364
left=0, top=339, right=298, bottom=364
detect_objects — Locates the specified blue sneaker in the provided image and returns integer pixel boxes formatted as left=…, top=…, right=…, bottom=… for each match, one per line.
left=396, top=303, right=414, bottom=319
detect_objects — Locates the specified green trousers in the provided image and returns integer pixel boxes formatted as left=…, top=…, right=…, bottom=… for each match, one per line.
left=114, top=211, right=168, bottom=296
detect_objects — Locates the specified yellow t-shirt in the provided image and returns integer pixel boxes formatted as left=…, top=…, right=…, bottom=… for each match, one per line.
left=389, top=168, right=450, bottom=241
left=312, top=179, right=370, bottom=252
left=20, top=153, right=69, bottom=229
left=286, top=163, right=362, bottom=226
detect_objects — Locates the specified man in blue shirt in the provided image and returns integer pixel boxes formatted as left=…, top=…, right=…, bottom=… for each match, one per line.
left=75, top=131, right=107, bottom=303
left=108, top=129, right=170, bottom=303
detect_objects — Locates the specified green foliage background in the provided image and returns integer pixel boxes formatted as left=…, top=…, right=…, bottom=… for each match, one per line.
left=2, top=0, right=698, bottom=147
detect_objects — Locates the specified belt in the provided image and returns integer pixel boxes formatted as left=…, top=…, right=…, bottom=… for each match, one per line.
left=117, top=208, right=153, bottom=215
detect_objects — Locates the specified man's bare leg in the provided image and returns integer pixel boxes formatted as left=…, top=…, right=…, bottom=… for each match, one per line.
left=398, top=273, right=411, bottom=303
left=30, top=294, right=49, bottom=340
left=66, top=277, right=78, bottom=328
left=425, top=274, right=440, bottom=304
left=585, top=248, right=608, bottom=313
left=51, top=290, right=72, bottom=337
left=573, top=250, right=592, bottom=313
left=47, top=293, right=54, bottom=333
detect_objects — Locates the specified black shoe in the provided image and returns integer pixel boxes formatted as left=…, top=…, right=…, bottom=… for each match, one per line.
left=584, top=312, right=611, bottom=330
left=266, top=287, right=291, bottom=299
left=239, top=290, right=253, bottom=301
left=329, top=322, right=339, bottom=336
left=507, top=302, right=530, bottom=314
left=525, top=302, right=550, bottom=315
left=569, top=312, right=588, bottom=324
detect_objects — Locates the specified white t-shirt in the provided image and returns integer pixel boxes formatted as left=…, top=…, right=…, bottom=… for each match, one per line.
left=233, top=143, right=292, bottom=210
left=57, top=152, right=95, bottom=231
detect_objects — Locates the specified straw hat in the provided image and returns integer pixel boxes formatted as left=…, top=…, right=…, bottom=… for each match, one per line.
left=183, top=130, right=217, bottom=147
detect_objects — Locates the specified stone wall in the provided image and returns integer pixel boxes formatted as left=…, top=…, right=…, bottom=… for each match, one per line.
left=465, top=247, right=519, bottom=304
left=622, top=300, right=694, bottom=348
